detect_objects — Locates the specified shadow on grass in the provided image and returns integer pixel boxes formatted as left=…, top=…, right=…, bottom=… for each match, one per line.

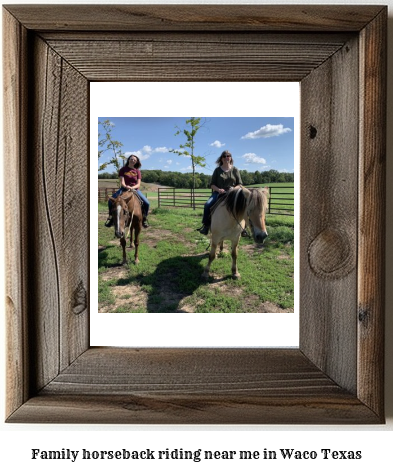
left=103, top=252, right=213, bottom=313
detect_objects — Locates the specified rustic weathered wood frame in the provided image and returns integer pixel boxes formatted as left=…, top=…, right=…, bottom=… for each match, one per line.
left=3, top=5, right=386, bottom=424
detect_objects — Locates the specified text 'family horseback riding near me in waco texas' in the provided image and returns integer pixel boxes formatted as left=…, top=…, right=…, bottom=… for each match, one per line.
left=30, top=447, right=362, bottom=462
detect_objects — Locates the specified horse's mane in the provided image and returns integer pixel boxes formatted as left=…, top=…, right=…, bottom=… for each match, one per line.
left=222, top=187, right=268, bottom=219
left=224, top=187, right=248, bottom=219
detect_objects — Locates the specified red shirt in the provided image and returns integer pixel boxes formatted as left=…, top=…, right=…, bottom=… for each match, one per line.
left=119, top=166, right=141, bottom=188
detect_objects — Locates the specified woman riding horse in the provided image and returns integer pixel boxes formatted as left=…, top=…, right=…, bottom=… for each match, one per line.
left=199, top=150, right=243, bottom=235
left=105, top=154, right=150, bottom=229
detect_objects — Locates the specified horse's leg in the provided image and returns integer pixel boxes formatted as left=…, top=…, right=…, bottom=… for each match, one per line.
left=202, top=240, right=218, bottom=279
left=231, top=236, right=241, bottom=279
left=129, top=226, right=134, bottom=248
left=217, top=240, right=229, bottom=256
left=133, top=223, right=141, bottom=264
left=120, top=237, right=127, bottom=265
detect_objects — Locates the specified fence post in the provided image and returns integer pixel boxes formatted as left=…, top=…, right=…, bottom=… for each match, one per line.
left=268, top=187, right=272, bottom=214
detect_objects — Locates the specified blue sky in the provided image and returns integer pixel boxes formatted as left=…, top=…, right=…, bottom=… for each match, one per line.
left=98, top=117, right=294, bottom=175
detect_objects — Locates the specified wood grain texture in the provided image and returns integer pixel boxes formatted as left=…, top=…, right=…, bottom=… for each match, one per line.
left=45, top=36, right=349, bottom=82
left=7, top=348, right=379, bottom=424
left=358, top=9, right=387, bottom=416
left=3, top=5, right=386, bottom=424
left=3, top=8, right=30, bottom=417
left=3, top=5, right=384, bottom=32
left=300, top=36, right=359, bottom=394
left=29, top=36, right=90, bottom=389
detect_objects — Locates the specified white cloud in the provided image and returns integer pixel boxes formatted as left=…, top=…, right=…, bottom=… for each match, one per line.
left=124, top=145, right=168, bottom=161
left=210, top=140, right=225, bottom=148
left=166, top=160, right=173, bottom=165
left=241, top=124, right=292, bottom=139
left=154, top=146, right=169, bottom=153
left=242, top=153, right=267, bottom=164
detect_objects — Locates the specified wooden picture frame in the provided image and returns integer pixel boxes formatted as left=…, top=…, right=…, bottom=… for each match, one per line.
left=3, top=5, right=386, bottom=424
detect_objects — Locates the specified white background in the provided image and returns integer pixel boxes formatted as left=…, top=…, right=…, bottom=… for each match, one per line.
left=1, top=0, right=392, bottom=473
left=90, top=81, right=300, bottom=347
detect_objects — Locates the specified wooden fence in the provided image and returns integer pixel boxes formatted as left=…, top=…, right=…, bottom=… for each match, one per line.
left=98, top=187, right=118, bottom=202
left=157, top=186, right=294, bottom=216
left=98, top=186, right=294, bottom=216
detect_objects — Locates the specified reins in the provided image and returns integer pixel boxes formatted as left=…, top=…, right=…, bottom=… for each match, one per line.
left=125, top=209, right=135, bottom=240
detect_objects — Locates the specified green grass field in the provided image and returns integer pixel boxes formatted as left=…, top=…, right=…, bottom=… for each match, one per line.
left=98, top=199, right=294, bottom=313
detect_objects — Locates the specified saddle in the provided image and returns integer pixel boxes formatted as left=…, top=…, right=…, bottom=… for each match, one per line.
left=122, top=189, right=143, bottom=208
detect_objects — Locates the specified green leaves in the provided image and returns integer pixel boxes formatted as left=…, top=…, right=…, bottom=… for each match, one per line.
left=98, top=120, right=125, bottom=173
left=169, top=117, right=207, bottom=209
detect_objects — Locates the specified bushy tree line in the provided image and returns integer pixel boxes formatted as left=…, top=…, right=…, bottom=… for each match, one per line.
left=99, top=169, right=294, bottom=188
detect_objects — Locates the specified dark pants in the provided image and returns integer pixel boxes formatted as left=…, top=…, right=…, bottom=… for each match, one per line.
left=108, top=188, right=150, bottom=217
left=202, top=191, right=219, bottom=226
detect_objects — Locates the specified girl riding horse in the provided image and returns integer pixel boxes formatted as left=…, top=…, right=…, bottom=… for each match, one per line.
left=105, top=154, right=150, bottom=229
left=199, top=150, right=243, bottom=235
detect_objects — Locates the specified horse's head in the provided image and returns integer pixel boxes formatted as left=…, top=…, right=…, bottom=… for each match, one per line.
left=246, top=188, right=269, bottom=244
left=109, top=193, right=133, bottom=239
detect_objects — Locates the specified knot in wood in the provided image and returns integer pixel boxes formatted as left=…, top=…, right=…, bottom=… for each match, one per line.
left=309, top=125, right=317, bottom=139
left=73, top=281, right=87, bottom=315
left=308, top=228, right=355, bottom=279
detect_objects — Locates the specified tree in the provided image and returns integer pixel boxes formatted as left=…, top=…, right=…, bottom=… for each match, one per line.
left=98, top=119, right=126, bottom=173
left=170, top=117, right=206, bottom=209
left=240, top=170, right=253, bottom=186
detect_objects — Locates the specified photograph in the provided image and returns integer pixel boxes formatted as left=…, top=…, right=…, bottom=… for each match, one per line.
left=97, top=116, right=295, bottom=314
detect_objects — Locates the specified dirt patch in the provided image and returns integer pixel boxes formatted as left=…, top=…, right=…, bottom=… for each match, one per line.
left=257, top=301, right=293, bottom=313
left=143, top=228, right=173, bottom=248
left=241, top=242, right=266, bottom=256
left=200, top=278, right=293, bottom=313
left=277, top=254, right=291, bottom=260
left=99, top=283, right=148, bottom=313
left=100, top=266, right=129, bottom=281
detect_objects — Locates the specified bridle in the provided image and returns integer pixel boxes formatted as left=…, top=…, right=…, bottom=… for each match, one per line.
left=114, top=192, right=135, bottom=239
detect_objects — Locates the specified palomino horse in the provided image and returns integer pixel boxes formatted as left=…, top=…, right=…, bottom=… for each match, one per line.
left=108, top=190, right=143, bottom=265
left=202, top=186, right=269, bottom=279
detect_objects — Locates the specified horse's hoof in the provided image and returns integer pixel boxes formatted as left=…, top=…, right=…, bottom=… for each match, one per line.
left=232, top=273, right=241, bottom=279
left=122, top=261, right=127, bottom=266
left=202, top=272, right=209, bottom=280
left=134, top=259, right=139, bottom=265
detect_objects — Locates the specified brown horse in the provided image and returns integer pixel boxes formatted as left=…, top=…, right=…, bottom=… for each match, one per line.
left=108, top=190, right=143, bottom=265
left=202, top=186, right=269, bottom=279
